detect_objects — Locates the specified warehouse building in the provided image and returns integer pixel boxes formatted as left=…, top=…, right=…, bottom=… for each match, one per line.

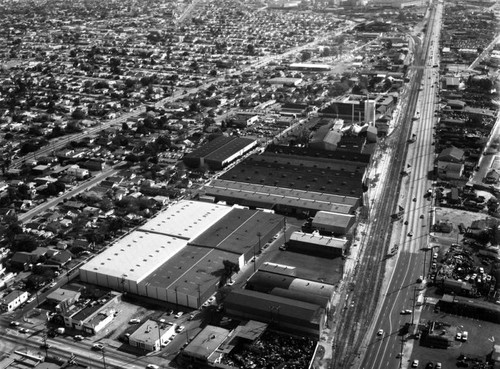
left=204, top=179, right=358, bottom=216
left=246, top=268, right=335, bottom=312
left=202, top=148, right=367, bottom=217
left=183, top=135, right=257, bottom=170
left=311, top=211, right=356, bottom=235
left=79, top=201, right=283, bottom=309
left=288, top=231, right=347, bottom=258
left=224, top=289, right=325, bottom=338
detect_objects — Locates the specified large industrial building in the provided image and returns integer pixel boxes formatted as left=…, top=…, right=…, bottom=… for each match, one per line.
left=79, top=201, right=283, bottom=309
left=202, top=147, right=368, bottom=217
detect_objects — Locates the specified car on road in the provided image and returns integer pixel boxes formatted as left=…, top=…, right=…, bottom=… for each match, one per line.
left=420, top=214, right=424, bottom=219
left=416, top=276, right=423, bottom=283
left=188, top=313, right=196, bottom=321
left=176, top=325, right=185, bottom=333
left=377, top=329, right=384, bottom=336
left=174, top=311, right=184, bottom=319
left=208, top=296, right=216, bottom=303
left=92, top=343, right=104, bottom=351
left=146, top=365, right=160, bottom=369
left=19, top=328, right=30, bottom=334
left=456, top=332, right=462, bottom=340
left=49, top=282, right=56, bottom=288
left=226, top=280, right=235, bottom=286
left=74, top=335, right=84, bottom=341
left=129, top=318, right=141, bottom=324
left=413, top=197, right=417, bottom=202
left=408, top=232, right=413, bottom=237
left=412, top=359, right=419, bottom=367
left=10, top=321, right=20, bottom=327
left=401, top=309, right=412, bottom=315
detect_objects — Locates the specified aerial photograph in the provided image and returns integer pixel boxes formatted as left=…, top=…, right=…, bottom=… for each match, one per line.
left=0, top=0, right=499, bottom=368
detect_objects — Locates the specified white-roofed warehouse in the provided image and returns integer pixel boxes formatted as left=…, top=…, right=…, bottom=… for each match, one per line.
left=79, top=200, right=284, bottom=309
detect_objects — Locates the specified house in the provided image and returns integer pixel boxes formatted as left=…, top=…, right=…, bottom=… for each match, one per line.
left=66, top=165, right=90, bottom=179
left=485, top=169, right=500, bottom=184
left=10, top=252, right=38, bottom=271
left=47, top=250, right=72, bottom=267
left=437, top=146, right=465, bottom=179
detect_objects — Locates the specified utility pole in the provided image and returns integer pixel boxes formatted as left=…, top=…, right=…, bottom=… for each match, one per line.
left=399, top=333, right=405, bottom=368
left=422, top=248, right=427, bottom=278
left=283, top=217, right=287, bottom=244
left=101, top=348, right=107, bottom=369
left=157, top=321, right=162, bottom=350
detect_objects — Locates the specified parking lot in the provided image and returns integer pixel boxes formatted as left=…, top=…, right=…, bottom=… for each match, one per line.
left=408, top=301, right=498, bottom=368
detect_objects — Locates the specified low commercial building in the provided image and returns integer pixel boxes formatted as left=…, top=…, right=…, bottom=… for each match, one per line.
left=0, top=290, right=29, bottom=312
left=288, top=231, right=347, bottom=258
left=129, top=319, right=176, bottom=352
left=62, top=292, right=119, bottom=334
left=178, top=325, right=231, bottom=367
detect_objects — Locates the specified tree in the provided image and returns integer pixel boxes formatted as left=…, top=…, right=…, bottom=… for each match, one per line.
left=5, top=222, right=23, bottom=242
left=12, top=234, right=38, bottom=252
left=71, top=108, right=86, bottom=120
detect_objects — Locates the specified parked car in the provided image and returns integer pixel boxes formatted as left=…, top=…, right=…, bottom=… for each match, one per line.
left=146, top=365, right=160, bottom=369
left=455, top=332, right=462, bottom=341
left=462, top=331, right=468, bottom=341
left=401, top=309, right=412, bottom=315
left=74, top=335, right=84, bottom=341
left=129, top=318, right=141, bottom=324
left=412, top=359, right=419, bottom=367
left=174, top=311, right=184, bottom=319
left=10, top=321, right=20, bottom=327
left=19, top=328, right=30, bottom=334
left=377, top=329, right=384, bottom=336
left=176, top=325, right=185, bottom=333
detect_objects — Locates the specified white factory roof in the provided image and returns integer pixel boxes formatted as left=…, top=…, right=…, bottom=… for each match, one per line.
left=80, top=231, right=188, bottom=283
left=138, top=200, right=232, bottom=240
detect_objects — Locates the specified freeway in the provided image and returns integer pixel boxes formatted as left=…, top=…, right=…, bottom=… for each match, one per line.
left=358, top=2, right=443, bottom=369
left=330, top=2, right=443, bottom=369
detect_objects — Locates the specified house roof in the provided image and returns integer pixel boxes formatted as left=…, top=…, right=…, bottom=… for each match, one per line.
left=438, top=146, right=464, bottom=162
